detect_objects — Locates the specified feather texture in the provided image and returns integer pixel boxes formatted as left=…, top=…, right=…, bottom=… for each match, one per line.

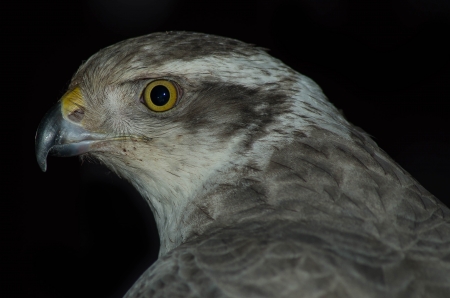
left=125, top=125, right=450, bottom=297
left=38, top=32, right=450, bottom=297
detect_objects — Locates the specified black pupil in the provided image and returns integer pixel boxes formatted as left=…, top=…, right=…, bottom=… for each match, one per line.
left=150, top=85, right=170, bottom=106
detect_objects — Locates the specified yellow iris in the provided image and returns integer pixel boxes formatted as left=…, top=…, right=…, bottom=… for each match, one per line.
left=143, top=80, right=178, bottom=112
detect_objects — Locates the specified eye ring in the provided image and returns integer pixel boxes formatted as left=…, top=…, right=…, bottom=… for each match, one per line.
left=143, top=80, right=178, bottom=112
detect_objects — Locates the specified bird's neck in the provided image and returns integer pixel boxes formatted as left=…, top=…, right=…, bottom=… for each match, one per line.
left=123, top=79, right=367, bottom=256
left=122, top=133, right=263, bottom=255
left=130, top=150, right=275, bottom=255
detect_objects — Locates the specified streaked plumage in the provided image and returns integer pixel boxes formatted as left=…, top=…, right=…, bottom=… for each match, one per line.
left=36, top=32, right=450, bottom=297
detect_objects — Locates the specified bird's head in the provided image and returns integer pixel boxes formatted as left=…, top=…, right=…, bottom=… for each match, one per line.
left=36, top=32, right=347, bottom=253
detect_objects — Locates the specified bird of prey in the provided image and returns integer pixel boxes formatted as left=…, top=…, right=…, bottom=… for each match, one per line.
left=35, top=32, right=450, bottom=297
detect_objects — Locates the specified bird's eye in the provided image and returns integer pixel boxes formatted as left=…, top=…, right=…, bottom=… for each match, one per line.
left=143, top=80, right=178, bottom=112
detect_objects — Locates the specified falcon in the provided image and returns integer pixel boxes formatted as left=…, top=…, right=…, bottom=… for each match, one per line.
left=35, top=32, right=450, bottom=297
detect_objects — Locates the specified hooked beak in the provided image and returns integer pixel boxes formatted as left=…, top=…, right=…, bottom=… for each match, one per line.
left=35, top=101, right=104, bottom=172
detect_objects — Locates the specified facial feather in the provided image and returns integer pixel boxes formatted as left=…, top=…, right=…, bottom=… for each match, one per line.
left=35, top=32, right=450, bottom=297
left=69, top=32, right=356, bottom=254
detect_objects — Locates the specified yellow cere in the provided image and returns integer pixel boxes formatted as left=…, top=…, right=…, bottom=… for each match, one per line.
left=61, top=87, right=85, bottom=119
left=143, top=80, right=178, bottom=112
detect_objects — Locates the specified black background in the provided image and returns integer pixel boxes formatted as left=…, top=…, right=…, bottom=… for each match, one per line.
left=3, top=0, right=450, bottom=297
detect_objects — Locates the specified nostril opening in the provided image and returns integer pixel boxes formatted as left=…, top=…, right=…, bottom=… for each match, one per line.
left=68, top=108, right=85, bottom=123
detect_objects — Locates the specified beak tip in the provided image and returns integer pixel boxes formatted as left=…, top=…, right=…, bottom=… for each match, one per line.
left=38, top=158, right=48, bottom=172
left=35, top=103, right=61, bottom=173
left=35, top=133, right=48, bottom=173
left=35, top=144, right=49, bottom=172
